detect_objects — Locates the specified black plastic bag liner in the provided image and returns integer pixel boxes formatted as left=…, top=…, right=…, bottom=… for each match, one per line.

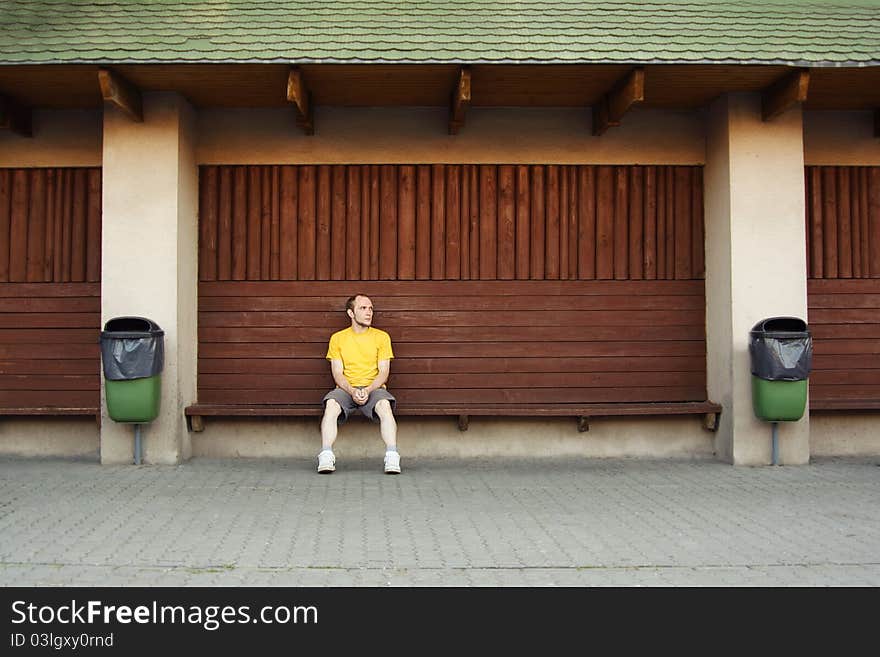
left=100, top=317, right=164, bottom=381
left=748, top=316, right=812, bottom=381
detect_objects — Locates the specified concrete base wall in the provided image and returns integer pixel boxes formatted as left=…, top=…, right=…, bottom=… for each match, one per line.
left=0, top=419, right=99, bottom=460
left=810, top=415, right=880, bottom=458
left=3, top=414, right=875, bottom=462
left=191, top=416, right=717, bottom=460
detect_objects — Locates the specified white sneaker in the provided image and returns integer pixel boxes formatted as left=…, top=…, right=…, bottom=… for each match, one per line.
left=384, top=450, right=401, bottom=474
left=317, top=450, right=335, bottom=474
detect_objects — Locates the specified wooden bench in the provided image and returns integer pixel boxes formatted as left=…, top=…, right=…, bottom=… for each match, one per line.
left=809, top=400, right=880, bottom=412
left=185, top=401, right=722, bottom=433
left=0, top=407, right=101, bottom=425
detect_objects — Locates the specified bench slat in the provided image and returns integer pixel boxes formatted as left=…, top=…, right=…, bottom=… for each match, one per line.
left=185, top=402, right=721, bottom=417
left=810, top=399, right=880, bottom=411
left=0, top=407, right=99, bottom=416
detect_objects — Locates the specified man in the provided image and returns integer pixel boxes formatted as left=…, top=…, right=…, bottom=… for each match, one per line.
left=317, top=294, right=400, bottom=474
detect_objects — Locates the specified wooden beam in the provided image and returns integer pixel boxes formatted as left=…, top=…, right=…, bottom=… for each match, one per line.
left=0, top=94, right=32, bottom=137
left=592, top=67, right=645, bottom=136
left=286, top=67, right=314, bottom=135
left=449, top=66, right=471, bottom=135
left=98, top=68, right=143, bottom=122
left=762, top=69, right=809, bottom=122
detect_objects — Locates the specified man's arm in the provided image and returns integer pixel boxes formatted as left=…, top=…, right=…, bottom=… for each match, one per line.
left=364, top=359, right=391, bottom=395
left=330, top=359, right=358, bottom=397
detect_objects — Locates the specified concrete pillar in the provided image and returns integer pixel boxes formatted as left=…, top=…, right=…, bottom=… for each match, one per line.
left=704, top=93, right=810, bottom=465
left=100, top=93, right=198, bottom=464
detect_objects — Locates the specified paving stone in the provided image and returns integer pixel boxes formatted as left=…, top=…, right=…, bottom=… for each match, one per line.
left=0, top=456, right=878, bottom=586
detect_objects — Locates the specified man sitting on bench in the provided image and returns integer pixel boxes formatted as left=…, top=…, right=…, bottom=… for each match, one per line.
left=317, top=294, right=401, bottom=474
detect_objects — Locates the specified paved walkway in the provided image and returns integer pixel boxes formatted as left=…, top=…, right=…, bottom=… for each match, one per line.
left=1, top=455, right=878, bottom=586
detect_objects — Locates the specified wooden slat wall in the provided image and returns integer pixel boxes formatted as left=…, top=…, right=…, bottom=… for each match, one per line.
left=197, top=280, right=708, bottom=407
left=0, top=168, right=102, bottom=283
left=0, top=168, right=102, bottom=411
left=0, top=282, right=101, bottom=409
left=805, top=166, right=880, bottom=407
left=808, top=279, right=880, bottom=405
left=199, top=165, right=705, bottom=282
left=805, top=166, right=880, bottom=279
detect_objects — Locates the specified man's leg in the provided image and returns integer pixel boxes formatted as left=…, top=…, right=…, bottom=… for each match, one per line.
left=321, top=398, right=343, bottom=451
left=318, top=398, right=343, bottom=473
left=374, top=399, right=397, bottom=449
left=374, top=399, right=401, bottom=474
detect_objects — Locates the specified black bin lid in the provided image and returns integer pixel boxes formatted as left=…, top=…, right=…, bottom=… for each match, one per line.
left=750, top=316, right=808, bottom=337
left=101, top=316, right=164, bottom=338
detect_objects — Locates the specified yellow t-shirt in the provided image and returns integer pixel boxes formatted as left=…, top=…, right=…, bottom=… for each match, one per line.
left=325, top=327, right=394, bottom=388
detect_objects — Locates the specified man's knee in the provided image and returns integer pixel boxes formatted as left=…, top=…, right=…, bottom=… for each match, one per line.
left=374, top=398, right=394, bottom=419
left=324, top=398, right=342, bottom=419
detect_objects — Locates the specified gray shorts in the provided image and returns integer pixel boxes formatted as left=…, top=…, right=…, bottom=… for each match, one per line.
left=322, top=387, right=397, bottom=424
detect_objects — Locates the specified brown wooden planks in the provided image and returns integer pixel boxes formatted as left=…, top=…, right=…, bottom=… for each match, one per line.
left=596, top=166, right=614, bottom=279
left=415, top=165, right=431, bottom=280
left=674, top=167, right=692, bottom=280
left=316, top=165, right=332, bottom=280
left=216, top=167, right=233, bottom=280
left=459, top=164, right=471, bottom=280
left=479, top=165, right=497, bottom=280
left=246, top=166, right=262, bottom=280
left=0, top=168, right=101, bottom=285
left=546, top=165, right=561, bottom=280
left=397, top=165, right=416, bottom=280
left=197, top=164, right=707, bottom=283
left=808, top=277, right=880, bottom=408
left=691, top=167, right=704, bottom=280
left=196, top=278, right=709, bottom=409
left=361, top=165, right=372, bottom=279
left=431, top=164, right=445, bottom=279
left=613, top=166, right=628, bottom=280
left=330, top=165, right=347, bottom=280
left=805, top=166, right=880, bottom=280
left=515, top=165, right=530, bottom=279
left=279, top=166, right=298, bottom=280
left=199, top=167, right=218, bottom=281
left=530, top=166, right=545, bottom=279
left=85, top=169, right=101, bottom=284
left=498, top=166, right=517, bottom=280
left=298, top=166, right=316, bottom=280
left=0, top=170, right=9, bottom=282
left=578, top=166, right=596, bottom=279
left=270, top=167, right=280, bottom=280
left=446, top=165, right=462, bottom=280
left=379, top=165, right=398, bottom=280
left=870, top=168, right=880, bottom=278
left=0, top=281, right=100, bottom=411
left=9, top=170, right=28, bottom=282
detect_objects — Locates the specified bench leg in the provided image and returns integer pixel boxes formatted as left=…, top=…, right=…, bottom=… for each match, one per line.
left=703, top=412, right=719, bottom=432
left=457, top=414, right=469, bottom=431
left=578, top=416, right=589, bottom=432
left=188, top=415, right=204, bottom=433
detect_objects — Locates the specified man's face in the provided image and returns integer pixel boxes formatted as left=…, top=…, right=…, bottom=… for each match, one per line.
left=349, top=296, right=373, bottom=327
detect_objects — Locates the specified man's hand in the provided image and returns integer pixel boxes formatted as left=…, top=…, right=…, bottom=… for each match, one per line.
left=353, top=387, right=369, bottom=405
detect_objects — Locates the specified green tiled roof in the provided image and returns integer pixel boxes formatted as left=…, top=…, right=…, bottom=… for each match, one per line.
left=1, top=1, right=879, bottom=66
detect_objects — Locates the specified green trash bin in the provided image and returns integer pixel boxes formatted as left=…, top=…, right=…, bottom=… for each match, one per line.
left=748, top=317, right=812, bottom=422
left=100, top=317, right=164, bottom=423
